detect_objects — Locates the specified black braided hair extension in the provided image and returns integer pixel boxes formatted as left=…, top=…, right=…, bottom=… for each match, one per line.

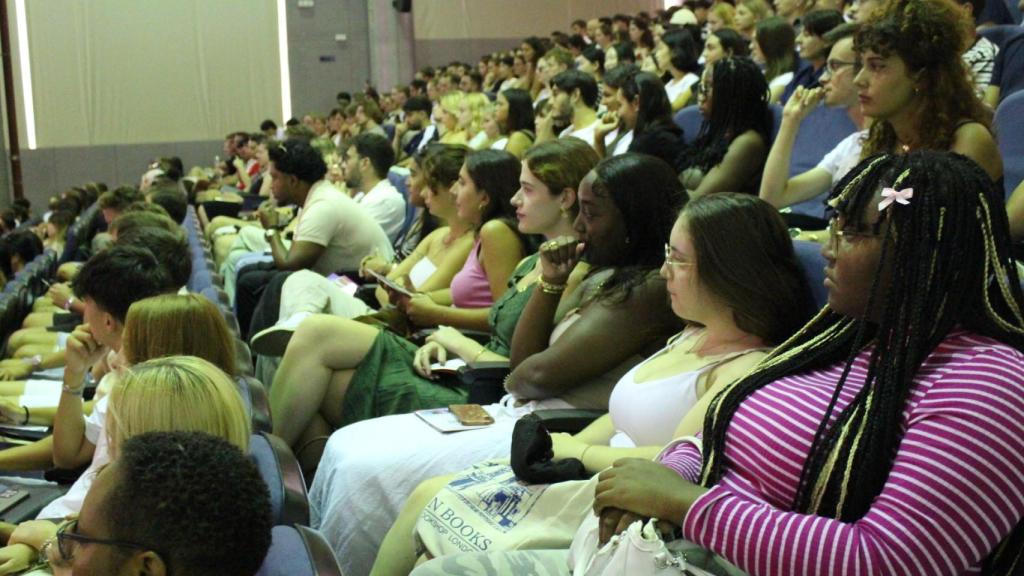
left=699, top=151, right=1024, bottom=574
left=676, top=56, right=770, bottom=174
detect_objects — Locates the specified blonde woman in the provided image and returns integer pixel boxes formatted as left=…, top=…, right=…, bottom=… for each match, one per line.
left=462, top=93, right=495, bottom=149
left=735, top=0, right=774, bottom=38
left=0, top=355, right=249, bottom=575
left=0, top=294, right=237, bottom=428
left=707, top=3, right=737, bottom=32
left=436, top=92, right=468, bottom=145
left=0, top=294, right=238, bottom=521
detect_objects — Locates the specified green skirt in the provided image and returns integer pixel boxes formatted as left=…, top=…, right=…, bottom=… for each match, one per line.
left=339, top=329, right=469, bottom=426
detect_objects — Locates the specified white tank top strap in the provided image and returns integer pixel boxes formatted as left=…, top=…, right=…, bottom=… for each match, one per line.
left=607, top=330, right=766, bottom=448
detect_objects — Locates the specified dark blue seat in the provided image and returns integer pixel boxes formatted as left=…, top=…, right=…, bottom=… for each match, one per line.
left=769, top=103, right=783, bottom=143
left=794, top=240, right=828, bottom=310
left=674, top=105, right=704, bottom=145
left=995, top=90, right=1024, bottom=199
left=256, top=525, right=343, bottom=576
left=993, top=32, right=1024, bottom=104
left=249, top=432, right=309, bottom=527
left=238, top=375, right=272, bottom=433
left=787, top=106, right=859, bottom=218
left=979, top=24, right=1024, bottom=49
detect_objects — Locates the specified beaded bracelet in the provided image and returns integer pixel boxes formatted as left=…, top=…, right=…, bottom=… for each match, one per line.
left=538, top=278, right=566, bottom=294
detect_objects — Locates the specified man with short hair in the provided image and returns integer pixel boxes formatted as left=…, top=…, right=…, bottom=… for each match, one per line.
left=537, top=69, right=601, bottom=148
left=98, top=186, right=144, bottom=225
left=355, top=100, right=388, bottom=138
left=571, top=18, right=590, bottom=41
left=760, top=23, right=867, bottom=216
left=534, top=48, right=574, bottom=111
left=343, top=133, right=405, bottom=242
left=0, top=245, right=179, bottom=509
left=956, top=0, right=999, bottom=98
left=302, top=113, right=328, bottom=137
left=394, top=95, right=436, bottom=162
left=262, top=139, right=393, bottom=275
left=234, top=139, right=393, bottom=332
left=52, top=431, right=273, bottom=576
left=612, top=13, right=631, bottom=33
left=458, top=72, right=483, bottom=94
left=260, top=118, right=278, bottom=138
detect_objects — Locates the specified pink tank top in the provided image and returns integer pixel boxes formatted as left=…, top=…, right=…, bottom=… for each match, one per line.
left=449, top=238, right=494, bottom=309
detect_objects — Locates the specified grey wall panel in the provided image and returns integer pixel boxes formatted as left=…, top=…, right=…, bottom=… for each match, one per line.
left=52, top=146, right=118, bottom=192
left=19, top=148, right=57, bottom=210
left=287, top=0, right=371, bottom=118
left=15, top=140, right=222, bottom=212
left=3, top=0, right=378, bottom=206
left=414, top=39, right=523, bottom=68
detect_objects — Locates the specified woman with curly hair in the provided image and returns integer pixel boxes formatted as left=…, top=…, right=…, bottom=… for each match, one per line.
left=759, top=0, right=1002, bottom=221
left=854, top=0, right=1001, bottom=180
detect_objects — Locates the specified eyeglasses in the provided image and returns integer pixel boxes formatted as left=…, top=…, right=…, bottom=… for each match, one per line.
left=664, top=244, right=694, bottom=270
left=827, top=217, right=883, bottom=253
left=47, top=519, right=158, bottom=567
left=822, top=59, right=859, bottom=78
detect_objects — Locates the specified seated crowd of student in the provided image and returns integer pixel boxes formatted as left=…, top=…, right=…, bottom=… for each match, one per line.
left=0, top=0, right=1021, bottom=574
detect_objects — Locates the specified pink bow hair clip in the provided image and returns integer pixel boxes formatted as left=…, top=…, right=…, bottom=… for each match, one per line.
left=878, top=187, right=913, bottom=211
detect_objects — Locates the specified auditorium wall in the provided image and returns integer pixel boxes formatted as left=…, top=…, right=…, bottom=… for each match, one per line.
left=412, top=0, right=663, bottom=67
left=0, top=0, right=383, bottom=209
left=0, top=0, right=655, bottom=208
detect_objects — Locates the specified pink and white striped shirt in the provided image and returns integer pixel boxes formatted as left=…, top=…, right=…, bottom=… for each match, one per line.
left=662, top=329, right=1024, bottom=575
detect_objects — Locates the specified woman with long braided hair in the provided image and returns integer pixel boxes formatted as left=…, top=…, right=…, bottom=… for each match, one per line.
left=581, top=150, right=1024, bottom=575
left=677, top=56, right=771, bottom=197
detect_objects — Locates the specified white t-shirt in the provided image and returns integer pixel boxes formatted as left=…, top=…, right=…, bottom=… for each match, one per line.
left=37, top=373, right=116, bottom=519
left=769, top=72, right=795, bottom=92
left=610, top=130, right=634, bottom=156
left=665, top=73, right=700, bottom=105
left=962, top=36, right=998, bottom=98
left=353, top=179, right=406, bottom=243
left=817, top=129, right=867, bottom=186
left=415, top=125, right=437, bottom=154
left=559, top=119, right=599, bottom=150
left=296, top=180, right=394, bottom=275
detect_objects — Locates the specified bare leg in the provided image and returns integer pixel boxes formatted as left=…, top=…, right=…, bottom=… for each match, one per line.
left=20, top=313, right=55, bottom=329
left=371, top=474, right=456, bottom=576
left=270, top=315, right=379, bottom=446
left=0, top=382, right=29, bottom=396
left=8, top=329, right=59, bottom=352
left=13, top=345, right=60, bottom=359
left=56, top=262, right=82, bottom=282
left=213, top=234, right=238, bottom=268
left=31, top=299, right=57, bottom=313
left=294, top=413, right=333, bottom=483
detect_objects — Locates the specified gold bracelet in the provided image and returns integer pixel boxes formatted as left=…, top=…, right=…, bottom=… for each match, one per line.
left=580, top=445, right=592, bottom=465
left=471, top=346, right=488, bottom=363
left=538, top=278, right=566, bottom=295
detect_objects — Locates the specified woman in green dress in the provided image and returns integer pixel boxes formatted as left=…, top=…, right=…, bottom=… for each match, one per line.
left=269, top=139, right=596, bottom=456
left=308, top=151, right=688, bottom=576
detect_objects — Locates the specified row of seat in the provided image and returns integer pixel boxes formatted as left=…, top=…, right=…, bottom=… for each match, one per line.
left=182, top=205, right=344, bottom=576
left=0, top=250, right=59, bottom=352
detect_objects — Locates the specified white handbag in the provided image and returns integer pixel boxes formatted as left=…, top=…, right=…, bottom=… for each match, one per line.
left=565, top=437, right=747, bottom=576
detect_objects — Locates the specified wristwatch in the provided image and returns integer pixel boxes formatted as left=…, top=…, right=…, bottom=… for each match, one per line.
left=264, top=228, right=278, bottom=240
